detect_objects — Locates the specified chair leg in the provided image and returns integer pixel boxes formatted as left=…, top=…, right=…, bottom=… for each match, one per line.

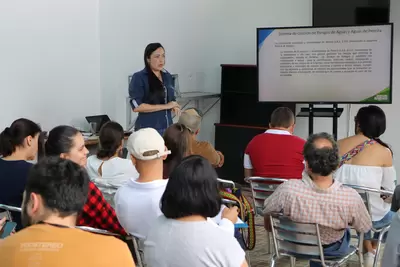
left=246, top=251, right=251, bottom=267
left=290, top=257, right=296, bottom=267
left=270, top=254, right=277, bottom=267
left=266, top=231, right=271, bottom=254
left=373, top=236, right=384, bottom=267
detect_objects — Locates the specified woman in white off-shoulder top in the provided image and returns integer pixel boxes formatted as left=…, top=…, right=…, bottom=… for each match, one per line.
left=335, top=105, right=397, bottom=266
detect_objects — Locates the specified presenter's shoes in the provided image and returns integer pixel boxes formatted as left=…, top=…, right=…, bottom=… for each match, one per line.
left=363, top=251, right=376, bottom=267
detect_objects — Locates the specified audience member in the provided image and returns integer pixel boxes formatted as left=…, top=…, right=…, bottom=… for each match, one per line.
left=162, top=123, right=191, bottom=178
left=45, top=125, right=126, bottom=235
left=263, top=132, right=371, bottom=267
left=178, top=108, right=224, bottom=168
left=244, top=107, right=305, bottom=179
left=0, top=157, right=134, bottom=267
left=335, top=105, right=395, bottom=265
left=86, top=121, right=138, bottom=202
left=0, top=118, right=41, bottom=230
left=144, top=155, right=247, bottom=267
left=115, top=128, right=170, bottom=239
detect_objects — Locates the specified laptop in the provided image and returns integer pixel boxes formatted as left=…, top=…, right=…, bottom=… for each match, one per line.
left=85, top=115, right=111, bottom=133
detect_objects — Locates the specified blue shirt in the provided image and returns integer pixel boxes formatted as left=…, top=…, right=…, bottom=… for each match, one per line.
left=0, top=159, right=32, bottom=230
left=129, top=68, right=176, bottom=134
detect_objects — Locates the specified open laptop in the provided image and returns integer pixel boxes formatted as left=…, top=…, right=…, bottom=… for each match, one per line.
left=85, top=115, right=111, bottom=133
left=85, top=115, right=132, bottom=136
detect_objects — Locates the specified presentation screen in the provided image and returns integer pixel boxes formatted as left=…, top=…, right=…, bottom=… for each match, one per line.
left=257, top=24, right=393, bottom=103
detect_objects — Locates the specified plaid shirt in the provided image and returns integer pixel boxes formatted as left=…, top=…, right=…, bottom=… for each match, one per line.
left=77, top=181, right=126, bottom=236
left=263, top=172, right=372, bottom=244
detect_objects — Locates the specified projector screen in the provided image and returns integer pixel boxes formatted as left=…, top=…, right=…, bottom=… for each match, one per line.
left=257, top=24, right=393, bottom=103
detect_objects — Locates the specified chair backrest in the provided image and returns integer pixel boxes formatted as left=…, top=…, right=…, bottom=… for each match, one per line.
left=77, top=226, right=144, bottom=267
left=217, top=178, right=235, bottom=189
left=270, top=213, right=326, bottom=265
left=76, top=226, right=120, bottom=237
left=245, top=177, right=288, bottom=215
left=0, top=204, right=22, bottom=213
left=343, top=184, right=393, bottom=215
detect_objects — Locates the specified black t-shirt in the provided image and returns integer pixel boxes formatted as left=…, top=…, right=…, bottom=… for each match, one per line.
left=0, top=158, right=32, bottom=230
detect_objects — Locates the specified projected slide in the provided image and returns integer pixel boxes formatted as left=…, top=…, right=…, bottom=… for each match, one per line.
left=258, top=24, right=393, bottom=103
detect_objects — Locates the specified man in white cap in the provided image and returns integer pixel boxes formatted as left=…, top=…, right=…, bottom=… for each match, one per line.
left=114, top=128, right=170, bottom=240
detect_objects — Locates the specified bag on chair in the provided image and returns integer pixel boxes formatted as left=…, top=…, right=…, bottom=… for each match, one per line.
left=219, top=188, right=256, bottom=250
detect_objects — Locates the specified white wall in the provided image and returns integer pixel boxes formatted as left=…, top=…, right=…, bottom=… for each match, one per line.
left=99, top=0, right=312, bottom=143
left=0, top=0, right=100, bottom=131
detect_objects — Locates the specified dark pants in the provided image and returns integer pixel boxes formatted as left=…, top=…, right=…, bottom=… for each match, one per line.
left=310, top=229, right=351, bottom=267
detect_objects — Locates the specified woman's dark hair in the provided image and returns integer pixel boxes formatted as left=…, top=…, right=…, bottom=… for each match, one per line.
left=97, top=121, right=124, bottom=159
left=144, top=42, right=165, bottom=104
left=355, top=105, right=392, bottom=154
left=163, top=123, right=191, bottom=177
left=45, top=126, right=79, bottom=156
left=161, top=155, right=221, bottom=219
left=0, top=118, right=41, bottom=157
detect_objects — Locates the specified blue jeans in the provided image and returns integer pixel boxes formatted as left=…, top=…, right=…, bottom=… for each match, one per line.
left=310, top=229, right=351, bottom=267
left=364, top=211, right=394, bottom=241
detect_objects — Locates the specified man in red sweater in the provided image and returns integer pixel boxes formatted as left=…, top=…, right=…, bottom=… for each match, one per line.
left=244, top=107, right=305, bottom=179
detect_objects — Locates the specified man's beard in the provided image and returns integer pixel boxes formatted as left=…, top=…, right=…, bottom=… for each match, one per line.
left=21, top=203, right=33, bottom=228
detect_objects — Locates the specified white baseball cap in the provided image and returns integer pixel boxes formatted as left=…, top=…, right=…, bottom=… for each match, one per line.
left=127, top=128, right=171, bottom=161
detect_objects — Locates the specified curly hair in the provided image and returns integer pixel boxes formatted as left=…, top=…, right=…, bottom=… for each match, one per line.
left=303, top=132, right=339, bottom=176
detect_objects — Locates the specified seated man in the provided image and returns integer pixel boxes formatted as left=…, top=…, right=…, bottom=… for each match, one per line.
left=244, top=107, right=305, bottom=179
left=0, top=157, right=134, bottom=267
left=115, top=128, right=170, bottom=240
left=178, top=108, right=224, bottom=168
left=264, top=132, right=371, bottom=266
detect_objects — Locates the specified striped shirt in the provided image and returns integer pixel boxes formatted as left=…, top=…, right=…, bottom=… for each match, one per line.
left=263, top=172, right=372, bottom=244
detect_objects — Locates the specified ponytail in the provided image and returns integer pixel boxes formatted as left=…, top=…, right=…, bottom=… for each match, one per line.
left=0, top=119, right=41, bottom=157
left=0, top=127, right=14, bottom=157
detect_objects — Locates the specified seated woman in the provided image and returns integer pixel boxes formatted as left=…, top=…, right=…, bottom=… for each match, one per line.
left=45, top=125, right=126, bottom=235
left=335, top=105, right=396, bottom=266
left=86, top=121, right=138, bottom=203
left=162, top=123, right=192, bottom=178
left=0, top=119, right=41, bottom=230
left=145, top=155, right=248, bottom=267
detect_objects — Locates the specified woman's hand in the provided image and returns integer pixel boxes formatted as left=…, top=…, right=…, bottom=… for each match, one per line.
left=166, top=101, right=180, bottom=110
left=172, top=106, right=181, bottom=116
left=222, top=206, right=239, bottom=224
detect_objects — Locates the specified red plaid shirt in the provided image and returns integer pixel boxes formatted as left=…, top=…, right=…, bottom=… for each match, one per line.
left=77, top=181, right=126, bottom=236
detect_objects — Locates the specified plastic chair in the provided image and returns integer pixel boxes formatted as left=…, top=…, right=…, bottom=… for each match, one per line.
left=344, top=184, right=393, bottom=267
left=269, top=213, right=362, bottom=267
left=245, top=177, right=288, bottom=254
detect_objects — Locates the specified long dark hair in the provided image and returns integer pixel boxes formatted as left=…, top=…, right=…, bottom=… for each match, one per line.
left=355, top=105, right=392, bottom=154
left=144, top=43, right=165, bottom=104
left=97, top=121, right=124, bottom=159
left=0, top=118, right=41, bottom=157
left=163, top=123, right=192, bottom=177
left=45, top=126, right=79, bottom=156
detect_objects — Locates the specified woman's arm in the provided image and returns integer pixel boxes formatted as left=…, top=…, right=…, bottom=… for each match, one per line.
left=133, top=103, right=170, bottom=113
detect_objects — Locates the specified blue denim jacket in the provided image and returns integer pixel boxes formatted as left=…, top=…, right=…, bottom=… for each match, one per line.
left=129, top=68, right=176, bottom=134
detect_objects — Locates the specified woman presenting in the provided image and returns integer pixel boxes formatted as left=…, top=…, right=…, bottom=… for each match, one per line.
left=129, top=43, right=180, bottom=136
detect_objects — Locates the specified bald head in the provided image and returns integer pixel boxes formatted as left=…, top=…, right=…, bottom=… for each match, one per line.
left=303, top=133, right=339, bottom=176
